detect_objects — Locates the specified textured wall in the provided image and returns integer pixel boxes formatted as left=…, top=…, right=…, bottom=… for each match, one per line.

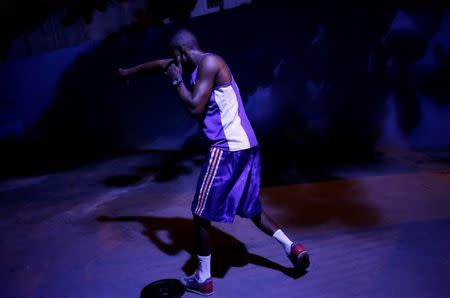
left=1, top=0, right=253, bottom=61
left=1, top=1, right=449, bottom=177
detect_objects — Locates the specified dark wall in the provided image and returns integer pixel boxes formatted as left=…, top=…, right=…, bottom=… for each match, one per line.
left=1, top=1, right=450, bottom=178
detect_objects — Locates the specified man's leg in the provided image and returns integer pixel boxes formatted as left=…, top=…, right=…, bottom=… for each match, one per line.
left=251, top=211, right=292, bottom=253
left=181, top=214, right=214, bottom=296
left=193, top=214, right=212, bottom=281
left=251, top=210, right=279, bottom=236
left=251, top=210, right=310, bottom=270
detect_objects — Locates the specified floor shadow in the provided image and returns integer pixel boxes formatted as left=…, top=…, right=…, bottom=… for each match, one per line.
left=101, top=134, right=209, bottom=187
left=97, top=215, right=306, bottom=279
left=0, top=139, right=125, bottom=181
left=103, top=174, right=143, bottom=187
left=136, top=134, right=209, bottom=183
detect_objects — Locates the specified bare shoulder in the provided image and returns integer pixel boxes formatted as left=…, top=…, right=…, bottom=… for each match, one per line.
left=199, top=53, right=232, bottom=85
left=199, top=53, right=226, bottom=70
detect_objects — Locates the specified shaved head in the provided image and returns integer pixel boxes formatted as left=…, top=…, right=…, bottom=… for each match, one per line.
left=170, top=29, right=199, bottom=50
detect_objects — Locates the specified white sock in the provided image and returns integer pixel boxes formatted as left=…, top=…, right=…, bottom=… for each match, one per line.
left=197, top=255, right=211, bottom=282
left=273, top=229, right=293, bottom=255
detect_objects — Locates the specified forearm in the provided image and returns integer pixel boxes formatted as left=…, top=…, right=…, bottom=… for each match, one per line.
left=175, top=83, right=199, bottom=115
left=176, top=82, right=195, bottom=108
left=123, top=59, right=172, bottom=76
left=165, top=55, right=212, bottom=117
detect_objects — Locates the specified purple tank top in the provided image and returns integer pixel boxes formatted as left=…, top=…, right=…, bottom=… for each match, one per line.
left=191, top=55, right=258, bottom=151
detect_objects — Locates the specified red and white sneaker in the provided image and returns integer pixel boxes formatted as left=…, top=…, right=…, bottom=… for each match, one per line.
left=288, top=243, right=310, bottom=271
left=181, top=271, right=214, bottom=296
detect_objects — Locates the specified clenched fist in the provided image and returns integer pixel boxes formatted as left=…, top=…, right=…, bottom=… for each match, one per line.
left=165, top=56, right=183, bottom=81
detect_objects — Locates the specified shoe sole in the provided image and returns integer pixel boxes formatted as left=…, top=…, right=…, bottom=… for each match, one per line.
left=294, top=251, right=310, bottom=271
left=185, top=287, right=214, bottom=296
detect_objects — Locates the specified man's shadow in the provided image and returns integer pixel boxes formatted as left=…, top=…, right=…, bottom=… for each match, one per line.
left=97, top=215, right=305, bottom=279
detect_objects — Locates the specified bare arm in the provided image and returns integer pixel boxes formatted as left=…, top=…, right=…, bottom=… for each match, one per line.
left=166, top=55, right=218, bottom=117
left=119, top=58, right=174, bottom=77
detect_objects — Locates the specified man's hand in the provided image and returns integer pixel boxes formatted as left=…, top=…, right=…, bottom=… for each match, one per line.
left=118, top=68, right=130, bottom=84
left=170, top=53, right=218, bottom=117
left=166, top=56, right=183, bottom=81
left=118, top=68, right=129, bottom=77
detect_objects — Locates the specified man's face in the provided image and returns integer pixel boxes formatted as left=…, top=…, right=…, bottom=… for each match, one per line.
left=172, top=46, right=189, bottom=66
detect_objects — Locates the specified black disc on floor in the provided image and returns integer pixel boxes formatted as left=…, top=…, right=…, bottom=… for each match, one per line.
left=140, top=279, right=185, bottom=298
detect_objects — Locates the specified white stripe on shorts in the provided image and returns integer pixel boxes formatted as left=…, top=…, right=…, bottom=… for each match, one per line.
left=195, top=147, right=223, bottom=215
left=197, top=149, right=223, bottom=215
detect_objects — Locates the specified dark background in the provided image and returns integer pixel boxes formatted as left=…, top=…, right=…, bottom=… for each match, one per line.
left=1, top=0, right=449, bottom=181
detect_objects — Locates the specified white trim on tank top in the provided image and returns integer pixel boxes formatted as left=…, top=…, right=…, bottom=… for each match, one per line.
left=213, top=85, right=251, bottom=151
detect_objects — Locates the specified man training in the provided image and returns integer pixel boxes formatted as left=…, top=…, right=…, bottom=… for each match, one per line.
left=119, top=29, right=309, bottom=296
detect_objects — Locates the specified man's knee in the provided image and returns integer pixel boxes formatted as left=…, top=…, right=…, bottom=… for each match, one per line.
left=193, top=213, right=211, bottom=228
left=250, top=214, right=262, bottom=225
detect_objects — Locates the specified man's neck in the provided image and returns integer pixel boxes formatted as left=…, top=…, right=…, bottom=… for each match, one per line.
left=190, top=50, right=206, bottom=67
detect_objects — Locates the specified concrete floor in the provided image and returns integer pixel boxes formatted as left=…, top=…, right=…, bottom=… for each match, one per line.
left=1, top=148, right=450, bottom=298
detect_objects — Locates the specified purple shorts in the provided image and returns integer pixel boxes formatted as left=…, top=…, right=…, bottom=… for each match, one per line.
left=191, top=145, right=262, bottom=223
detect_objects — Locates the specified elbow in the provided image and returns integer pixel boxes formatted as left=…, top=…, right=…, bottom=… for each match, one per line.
left=190, top=107, right=204, bottom=118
